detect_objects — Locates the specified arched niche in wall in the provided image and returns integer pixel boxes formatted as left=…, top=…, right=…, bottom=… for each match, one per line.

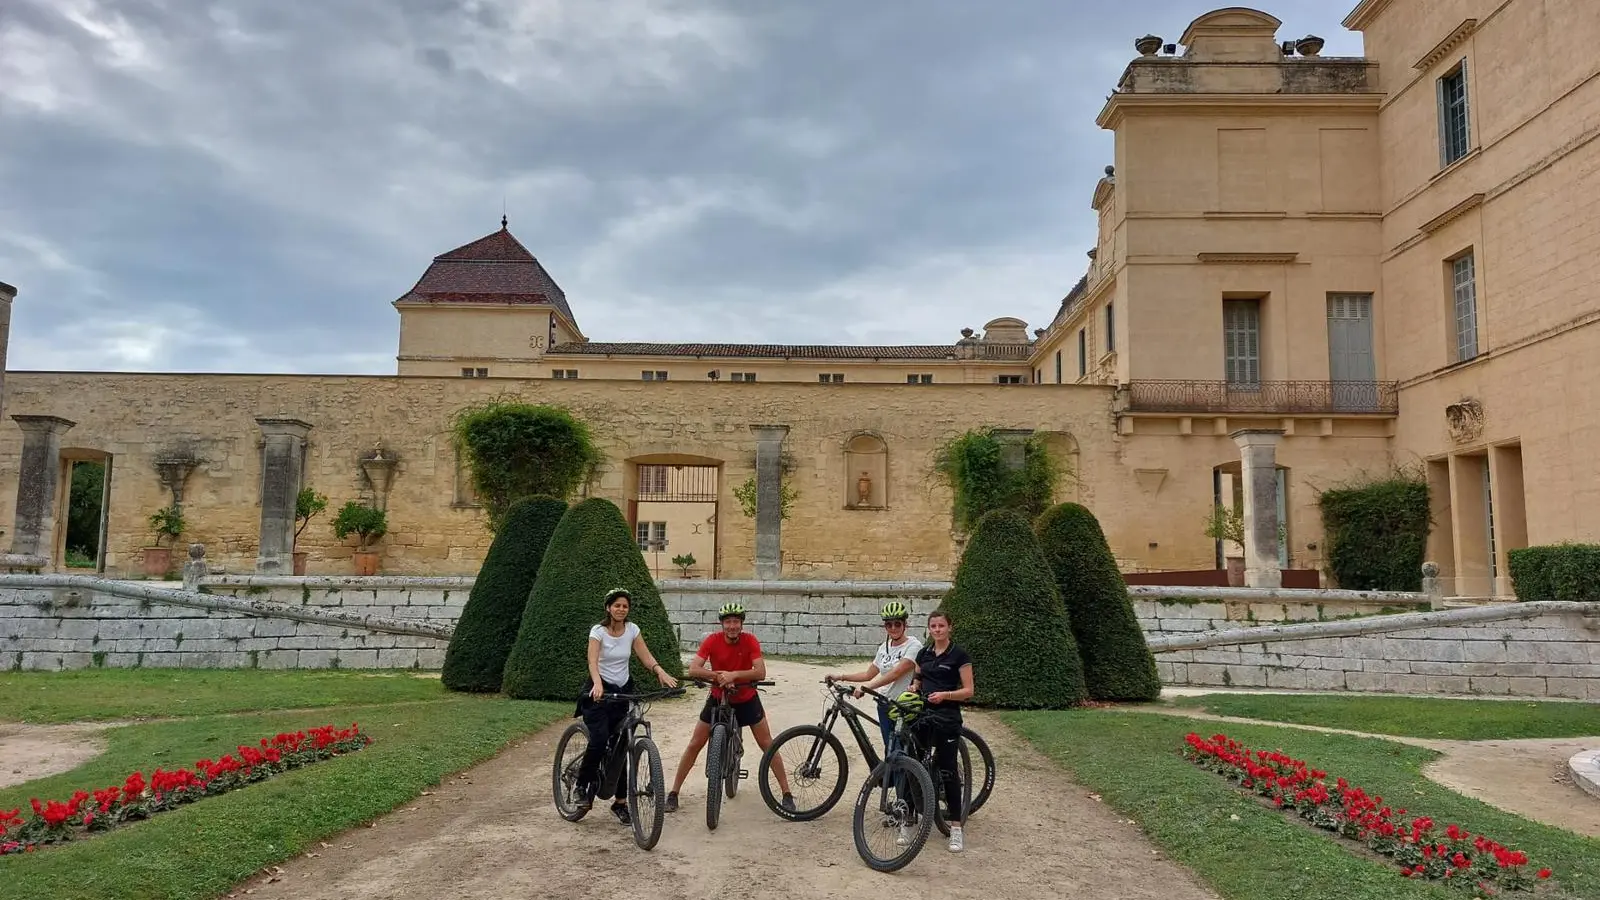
left=843, top=432, right=888, bottom=509
left=1037, top=431, right=1082, bottom=503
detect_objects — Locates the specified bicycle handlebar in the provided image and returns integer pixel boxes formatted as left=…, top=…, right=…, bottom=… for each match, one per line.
left=595, top=686, right=687, bottom=703
left=686, top=677, right=775, bottom=688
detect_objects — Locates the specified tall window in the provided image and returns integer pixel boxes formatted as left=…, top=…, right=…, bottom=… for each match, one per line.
left=1105, top=303, right=1116, bottom=352
left=637, top=465, right=669, bottom=495
left=1438, top=62, right=1471, bottom=167
left=635, top=521, right=667, bottom=551
left=1452, top=252, right=1479, bottom=361
left=1077, top=328, right=1087, bottom=377
left=1054, top=350, right=1062, bottom=383
left=1223, top=299, right=1261, bottom=386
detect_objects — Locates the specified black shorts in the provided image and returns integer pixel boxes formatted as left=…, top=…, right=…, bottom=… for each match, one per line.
left=700, top=693, right=765, bottom=728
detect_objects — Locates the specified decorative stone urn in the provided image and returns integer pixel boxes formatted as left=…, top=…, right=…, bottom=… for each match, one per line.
left=1296, top=35, right=1324, bottom=56
left=1135, top=34, right=1163, bottom=57
left=857, top=472, right=873, bottom=507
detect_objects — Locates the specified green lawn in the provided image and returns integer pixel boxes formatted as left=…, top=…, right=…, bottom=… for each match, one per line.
left=0, top=668, right=451, bottom=724
left=0, top=670, right=565, bottom=900
left=1004, top=709, right=1600, bottom=900
left=1168, top=693, right=1600, bottom=741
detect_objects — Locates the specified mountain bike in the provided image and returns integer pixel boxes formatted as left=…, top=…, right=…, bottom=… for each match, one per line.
left=696, top=677, right=774, bottom=831
left=756, top=680, right=994, bottom=836
left=552, top=685, right=685, bottom=850
left=843, top=686, right=941, bottom=871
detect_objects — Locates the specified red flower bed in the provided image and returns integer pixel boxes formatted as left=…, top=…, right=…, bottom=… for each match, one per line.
left=1, top=724, right=369, bottom=856
left=1183, top=732, right=1553, bottom=897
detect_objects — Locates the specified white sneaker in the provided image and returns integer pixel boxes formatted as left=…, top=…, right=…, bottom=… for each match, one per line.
left=948, top=826, right=964, bottom=852
left=896, top=824, right=912, bottom=846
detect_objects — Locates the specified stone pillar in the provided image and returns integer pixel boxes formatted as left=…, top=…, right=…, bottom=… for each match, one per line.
left=255, top=417, right=312, bottom=574
left=749, top=424, right=790, bottom=581
left=1230, top=428, right=1284, bottom=589
left=0, top=281, right=15, bottom=421
left=9, top=415, right=75, bottom=558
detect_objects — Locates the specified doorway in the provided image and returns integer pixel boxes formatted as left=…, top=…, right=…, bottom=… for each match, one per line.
left=627, top=456, right=721, bottom=579
left=58, top=454, right=113, bottom=572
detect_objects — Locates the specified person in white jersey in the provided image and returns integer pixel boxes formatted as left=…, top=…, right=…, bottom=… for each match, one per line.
left=575, top=588, right=679, bottom=823
left=825, top=601, right=923, bottom=750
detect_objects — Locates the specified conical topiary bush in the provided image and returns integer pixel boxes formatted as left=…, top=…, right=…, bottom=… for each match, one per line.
left=938, top=508, right=1087, bottom=709
left=501, top=497, right=685, bottom=700
left=1035, top=502, right=1161, bottom=701
left=441, top=496, right=569, bottom=693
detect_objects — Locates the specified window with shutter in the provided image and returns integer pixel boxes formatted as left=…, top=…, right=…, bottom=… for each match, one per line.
left=1223, top=299, right=1261, bottom=386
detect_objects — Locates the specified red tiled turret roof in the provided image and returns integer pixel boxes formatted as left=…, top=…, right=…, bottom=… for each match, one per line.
left=394, top=221, right=578, bottom=327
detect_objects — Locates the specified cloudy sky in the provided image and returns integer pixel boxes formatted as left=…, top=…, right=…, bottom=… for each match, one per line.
left=1, top=0, right=1362, bottom=374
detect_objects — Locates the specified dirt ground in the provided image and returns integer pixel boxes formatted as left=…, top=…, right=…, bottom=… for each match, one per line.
left=0, top=723, right=109, bottom=788
left=1134, top=706, right=1600, bottom=838
left=239, top=659, right=1221, bottom=900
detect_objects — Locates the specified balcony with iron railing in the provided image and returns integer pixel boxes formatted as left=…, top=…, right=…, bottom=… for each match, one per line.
left=1122, top=380, right=1399, bottom=415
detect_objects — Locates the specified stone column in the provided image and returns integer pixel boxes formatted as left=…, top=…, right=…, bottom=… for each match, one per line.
left=9, top=415, right=75, bottom=559
left=1230, top=428, right=1285, bottom=589
left=255, top=417, right=312, bottom=574
left=749, top=424, right=790, bottom=580
left=0, top=281, right=15, bottom=421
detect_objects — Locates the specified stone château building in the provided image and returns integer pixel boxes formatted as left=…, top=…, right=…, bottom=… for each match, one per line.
left=1, top=2, right=1595, bottom=597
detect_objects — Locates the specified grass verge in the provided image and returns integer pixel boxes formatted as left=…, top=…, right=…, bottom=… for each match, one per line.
left=1003, top=709, right=1600, bottom=900
left=0, top=694, right=565, bottom=900
left=0, top=669, right=448, bottom=724
left=1168, top=694, right=1600, bottom=740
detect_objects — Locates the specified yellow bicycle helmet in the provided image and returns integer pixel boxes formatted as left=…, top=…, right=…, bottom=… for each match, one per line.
left=880, top=601, right=909, bottom=621
left=718, top=603, right=746, bottom=620
left=886, top=691, right=925, bottom=721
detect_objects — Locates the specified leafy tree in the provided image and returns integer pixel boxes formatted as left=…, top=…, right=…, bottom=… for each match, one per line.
left=937, top=508, right=1087, bottom=709
left=1035, top=502, right=1161, bottom=701
left=442, top=496, right=568, bottom=692
left=294, top=488, right=329, bottom=551
left=452, top=397, right=603, bottom=531
left=502, top=498, right=684, bottom=700
left=932, top=428, right=1060, bottom=533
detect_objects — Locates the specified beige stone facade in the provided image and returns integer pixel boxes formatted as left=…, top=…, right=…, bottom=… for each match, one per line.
left=1, top=2, right=1595, bottom=594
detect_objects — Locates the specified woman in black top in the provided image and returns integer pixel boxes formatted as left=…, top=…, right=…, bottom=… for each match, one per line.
left=911, top=609, right=974, bottom=853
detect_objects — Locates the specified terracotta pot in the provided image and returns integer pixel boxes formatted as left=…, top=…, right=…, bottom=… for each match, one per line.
left=1225, top=556, right=1245, bottom=587
left=142, top=547, right=172, bottom=578
left=292, top=551, right=308, bottom=576
left=856, top=472, right=872, bottom=506
left=352, top=550, right=380, bottom=576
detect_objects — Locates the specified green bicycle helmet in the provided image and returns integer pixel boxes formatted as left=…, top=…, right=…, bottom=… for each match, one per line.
left=604, top=588, right=632, bottom=604
left=880, top=601, right=909, bottom=621
left=718, top=602, right=746, bottom=620
left=887, top=690, right=925, bottom=721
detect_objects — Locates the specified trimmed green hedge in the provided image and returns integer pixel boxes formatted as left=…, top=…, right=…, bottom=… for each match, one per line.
left=1035, top=503, right=1160, bottom=701
left=1317, top=474, right=1431, bottom=591
left=440, top=496, right=568, bottom=693
left=501, top=498, right=685, bottom=700
left=938, top=509, right=1087, bottom=709
left=1508, top=543, right=1600, bottom=602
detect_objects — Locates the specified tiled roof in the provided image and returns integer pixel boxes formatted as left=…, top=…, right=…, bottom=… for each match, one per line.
left=547, top=342, right=965, bottom=360
left=394, top=225, right=578, bottom=327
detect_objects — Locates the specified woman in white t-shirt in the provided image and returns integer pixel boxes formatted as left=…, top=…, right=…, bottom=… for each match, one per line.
left=825, top=601, right=922, bottom=750
left=576, top=588, right=679, bottom=823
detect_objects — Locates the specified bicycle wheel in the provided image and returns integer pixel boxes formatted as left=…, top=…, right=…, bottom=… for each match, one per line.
left=961, top=727, right=996, bottom=814
left=931, top=738, right=972, bottom=838
left=628, top=735, right=666, bottom=851
left=551, top=722, right=590, bottom=822
left=851, top=755, right=936, bottom=873
left=705, top=723, right=728, bottom=831
left=724, top=727, right=741, bottom=799
left=758, top=724, right=848, bottom=821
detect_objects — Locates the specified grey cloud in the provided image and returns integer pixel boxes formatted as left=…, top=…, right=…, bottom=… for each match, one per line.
left=0, top=0, right=1365, bottom=371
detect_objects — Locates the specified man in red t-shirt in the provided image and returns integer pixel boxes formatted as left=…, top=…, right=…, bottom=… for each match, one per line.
left=665, top=604, right=794, bottom=814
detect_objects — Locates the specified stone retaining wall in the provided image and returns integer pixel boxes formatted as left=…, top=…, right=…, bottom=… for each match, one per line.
left=1, top=576, right=449, bottom=671
left=1148, top=601, right=1600, bottom=699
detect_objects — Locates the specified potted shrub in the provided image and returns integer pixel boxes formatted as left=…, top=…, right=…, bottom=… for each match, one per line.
left=292, top=488, right=328, bottom=575
left=143, top=505, right=185, bottom=578
left=1204, top=503, right=1246, bottom=586
left=671, top=552, right=697, bottom=578
left=332, top=501, right=387, bottom=576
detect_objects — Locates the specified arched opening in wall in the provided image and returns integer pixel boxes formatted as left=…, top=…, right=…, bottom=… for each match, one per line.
left=1037, top=431, right=1082, bottom=504
left=54, top=449, right=112, bottom=573
left=627, top=453, right=721, bottom=580
left=1211, top=460, right=1292, bottom=575
left=843, top=433, right=888, bottom=509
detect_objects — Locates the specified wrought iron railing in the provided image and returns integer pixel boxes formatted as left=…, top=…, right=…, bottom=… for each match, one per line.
left=1124, top=380, right=1399, bottom=415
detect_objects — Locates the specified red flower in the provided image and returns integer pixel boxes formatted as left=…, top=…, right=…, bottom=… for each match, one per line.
left=1538, top=869, right=1552, bottom=879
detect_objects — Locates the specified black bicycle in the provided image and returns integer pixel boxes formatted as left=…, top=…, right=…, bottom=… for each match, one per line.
left=756, top=679, right=994, bottom=835
left=552, top=685, right=685, bottom=851
left=697, top=677, right=774, bottom=831
left=837, top=686, right=943, bottom=871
